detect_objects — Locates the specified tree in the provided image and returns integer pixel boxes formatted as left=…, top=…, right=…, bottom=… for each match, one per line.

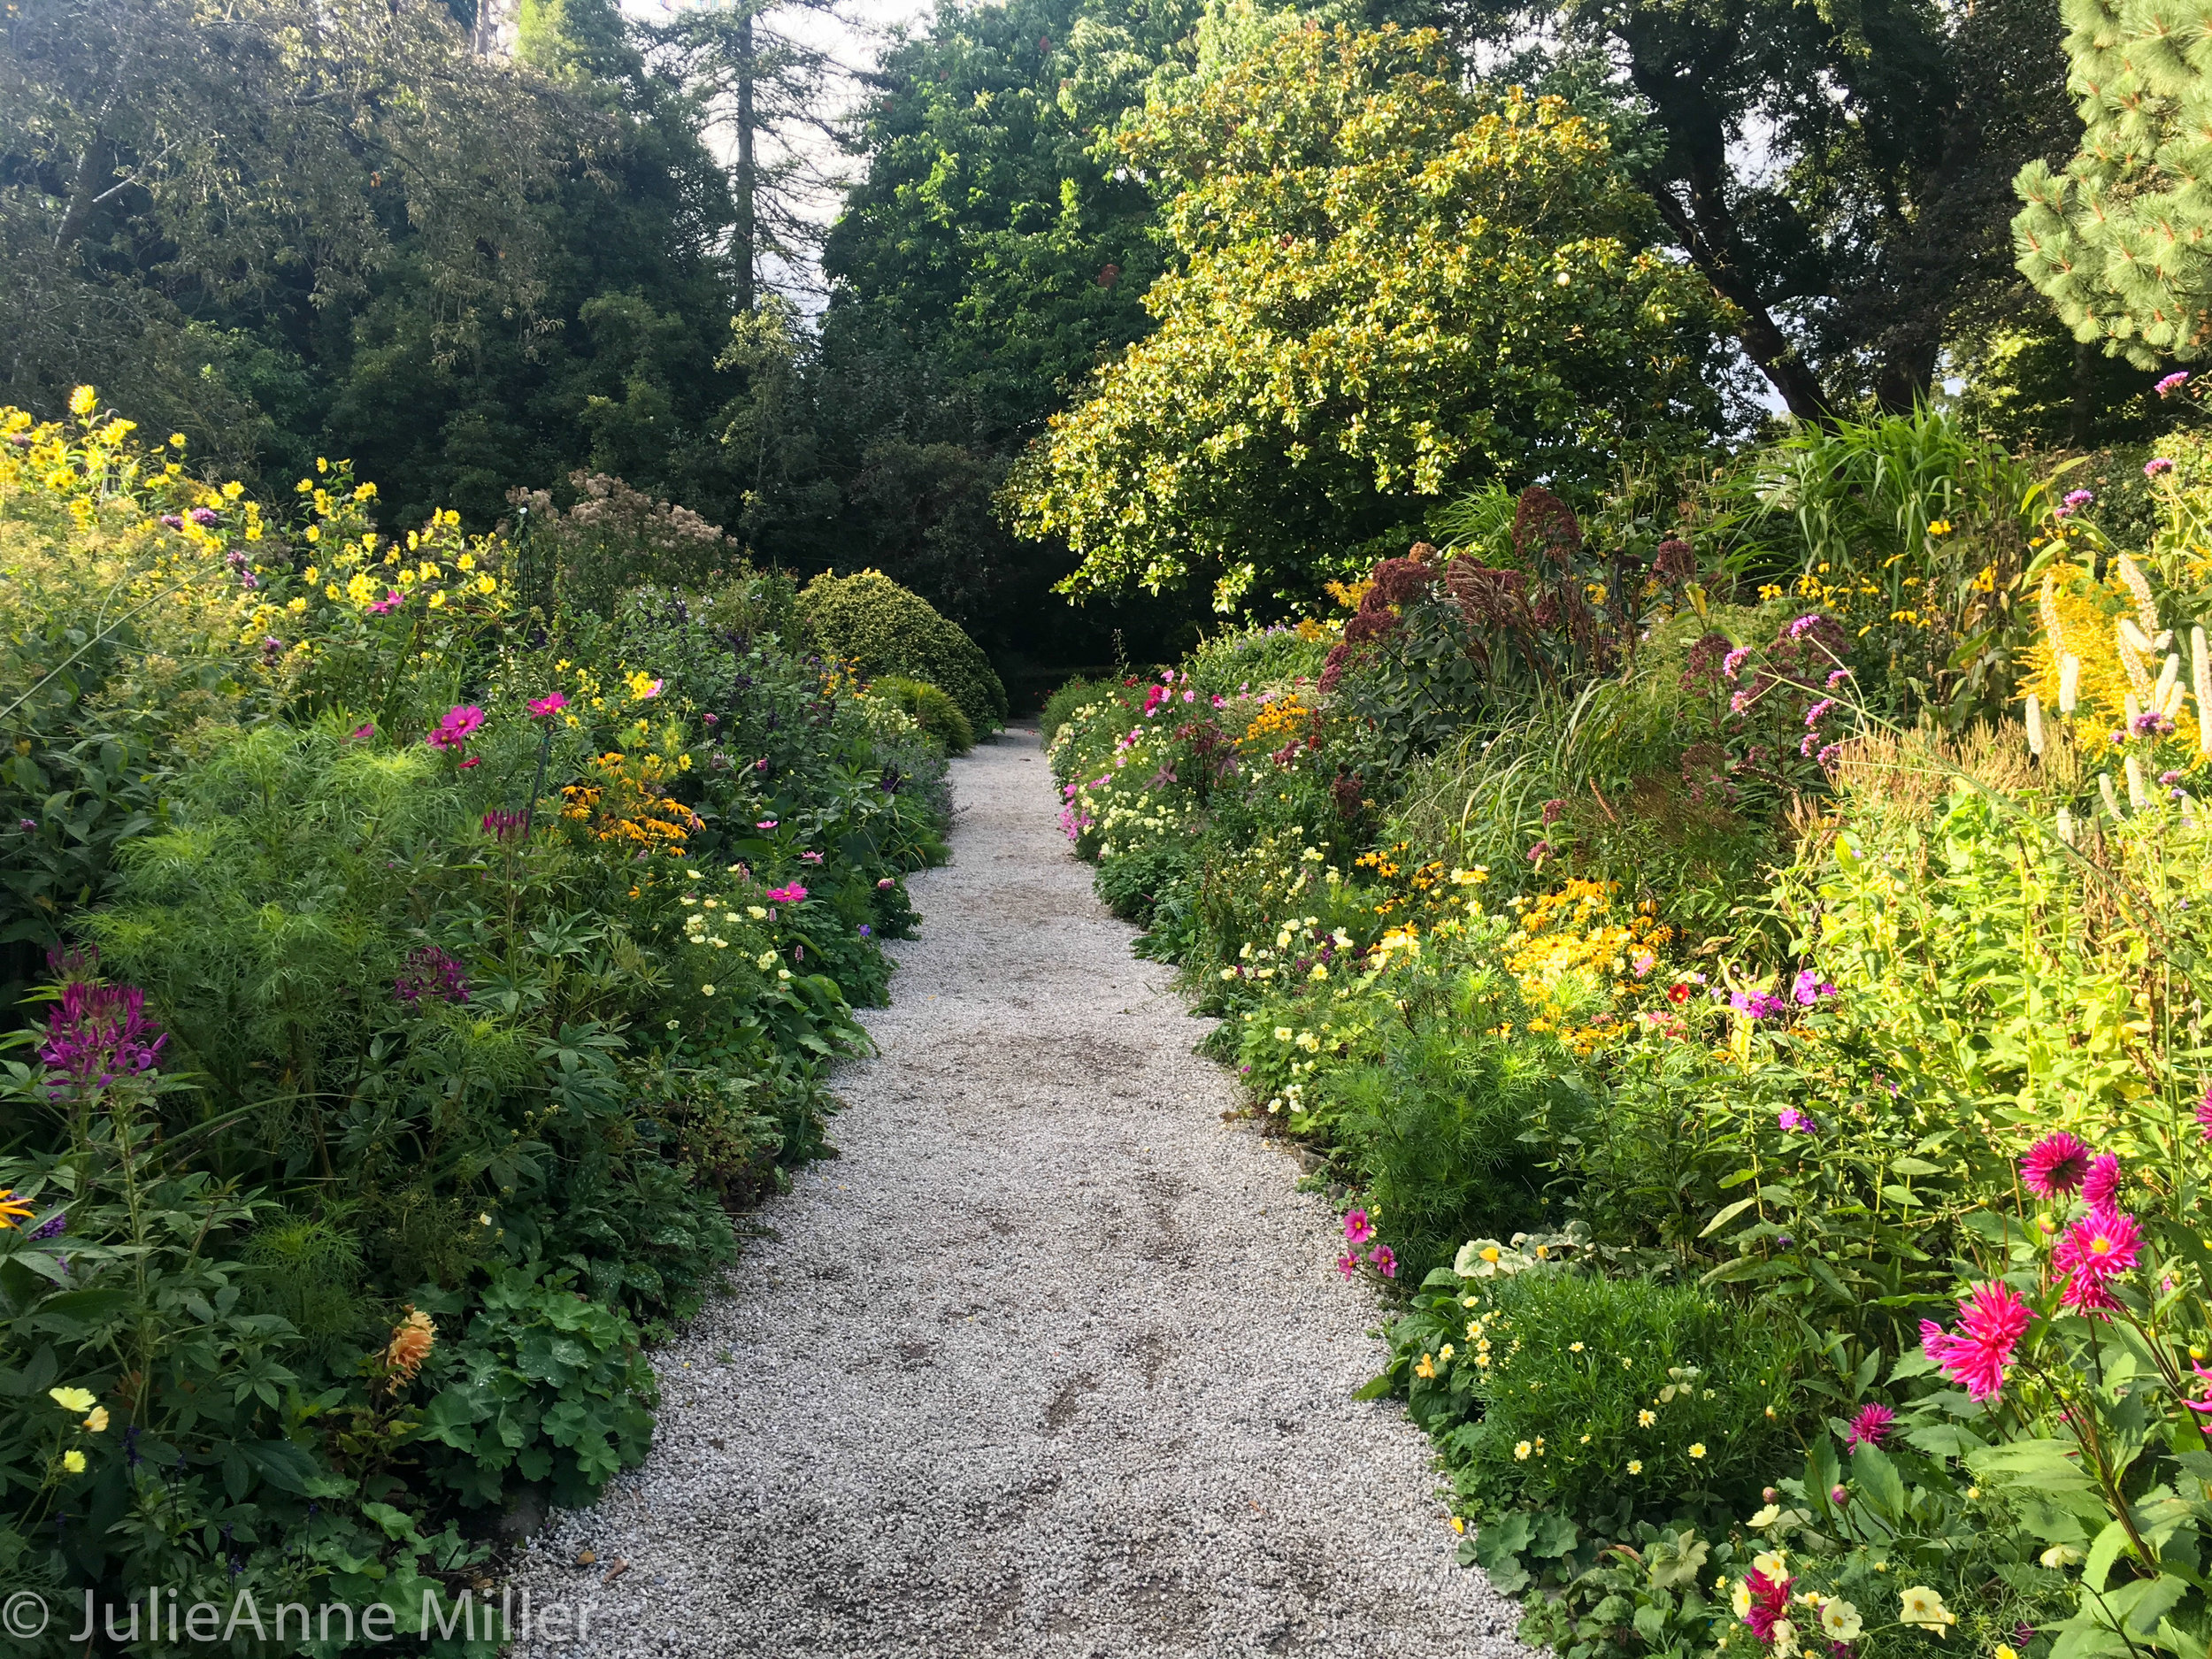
left=1003, top=24, right=1727, bottom=613
left=651, top=0, right=849, bottom=308
left=2014, top=0, right=2212, bottom=372
left=1440, top=0, right=2073, bottom=418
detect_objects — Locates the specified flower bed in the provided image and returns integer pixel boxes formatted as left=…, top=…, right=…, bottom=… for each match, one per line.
left=0, top=392, right=951, bottom=1650
left=1047, top=431, right=2212, bottom=1659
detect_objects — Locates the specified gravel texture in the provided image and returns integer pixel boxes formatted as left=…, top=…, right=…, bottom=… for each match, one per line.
left=506, top=730, right=1532, bottom=1657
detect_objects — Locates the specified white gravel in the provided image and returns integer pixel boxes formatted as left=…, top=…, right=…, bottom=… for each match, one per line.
left=503, top=730, right=1533, bottom=1657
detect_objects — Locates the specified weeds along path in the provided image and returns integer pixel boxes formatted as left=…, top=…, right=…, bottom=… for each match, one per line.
left=508, top=731, right=1530, bottom=1658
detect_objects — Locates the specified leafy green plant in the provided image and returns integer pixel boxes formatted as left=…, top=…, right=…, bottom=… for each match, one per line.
left=869, top=675, right=974, bottom=755
left=796, top=568, right=1006, bottom=730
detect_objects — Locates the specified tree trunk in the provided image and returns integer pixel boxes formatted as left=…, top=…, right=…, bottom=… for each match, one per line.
left=1644, top=180, right=1836, bottom=424
left=2070, top=337, right=2098, bottom=450
left=53, top=134, right=111, bottom=256
left=734, top=8, right=756, bottom=312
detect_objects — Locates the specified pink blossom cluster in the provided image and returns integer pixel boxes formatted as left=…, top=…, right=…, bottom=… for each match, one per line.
left=1334, top=1210, right=1395, bottom=1279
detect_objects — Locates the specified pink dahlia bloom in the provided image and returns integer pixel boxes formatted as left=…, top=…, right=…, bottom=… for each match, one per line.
left=2081, top=1153, right=2121, bottom=1215
left=2019, top=1132, right=2090, bottom=1199
left=1741, top=1571, right=1793, bottom=1640
left=2053, top=1209, right=2142, bottom=1315
left=1921, top=1281, right=2032, bottom=1402
left=1844, top=1402, right=1895, bottom=1451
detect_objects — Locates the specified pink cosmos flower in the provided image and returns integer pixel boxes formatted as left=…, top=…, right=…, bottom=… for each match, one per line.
left=765, top=883, right=809, bottom=904
left=1335, top=1253, right=1360, bottom=1279
left=2053, top=1208, right=2141, bottom=1315
left=2198, top=1086, right=2212, bottom=1141
left=527, top=691, right=569, bottom=719
left=1844, top=1402, right=1895, bottom=1451
left=800, top=850, right=824, bottom=864
left=877, top=878, right=895, bottom=889
left=349, top=723, right=376, bottom=741
left=1342, top=1209, right=1375, bottom=1246
left=2185, top=1360, right=2212, bottom=1416
left=2019, top=1132, right=2091, bottom=1199
left=756, top=820, right=778, bottom=830
left=459, top=756, right=480, bottom=770
left=2082, top=1153, right=2121, bottom=1215
left=1921, top=1280, right=2032, bottom=1402
left=367, top=589, right=403, bottom=615
left=1368, top=1244, right=1396, bottom=1279
left=425, top=705, right=486, bottom=752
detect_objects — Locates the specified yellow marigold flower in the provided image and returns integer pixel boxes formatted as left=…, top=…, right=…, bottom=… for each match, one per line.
left=384, top=1307, right=436, bottom=1384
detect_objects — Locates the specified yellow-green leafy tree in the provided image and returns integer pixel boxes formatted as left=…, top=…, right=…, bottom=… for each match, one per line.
left=1002, top=23, right=1726, bottom=613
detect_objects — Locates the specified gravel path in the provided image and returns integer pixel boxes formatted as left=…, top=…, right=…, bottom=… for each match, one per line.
left=506, top=731, right=1531, bottom=1658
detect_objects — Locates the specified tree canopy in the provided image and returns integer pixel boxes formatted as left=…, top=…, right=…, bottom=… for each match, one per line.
left=1004, top=23, right=1725, bottom=612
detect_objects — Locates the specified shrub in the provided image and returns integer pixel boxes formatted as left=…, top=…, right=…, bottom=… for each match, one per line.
left=1041, top=676, right=1119, bottom=747
left=796, top=569, right=1006, bottom=731
left=1389, top=1266, right=1797, bottom=1533
left=870, top=675, right=974, bottom=754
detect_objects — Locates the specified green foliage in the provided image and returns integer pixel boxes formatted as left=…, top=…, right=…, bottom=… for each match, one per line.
left=796, top=569, right=1007, bottom=730
left=869, top=676, right=975, bottom=756
left=0, top=402, right=949, bottom=1648
left=1006, top=24, right=1726, bottom=612
left=1041, top=677, right=1121, bottom=747
left=1388, top=1268, right=1797, bottom=1533
left=2015, top=0, right=2212, bottom=369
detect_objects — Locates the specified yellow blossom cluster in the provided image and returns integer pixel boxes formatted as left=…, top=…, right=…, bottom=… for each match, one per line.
left=1503, top=879, right=1671, bottom=1051
left=1239, top=694, right=1314, bottom=754
left=562, top=750, right=700, bottom=852
left=2020, top=559, right=2203, bottom=754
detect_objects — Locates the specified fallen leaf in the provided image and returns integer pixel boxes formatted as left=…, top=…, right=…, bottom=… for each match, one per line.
left=603, top=1557, right=630, bottom=1586
left=575, top=1549, right=596, bottom=1567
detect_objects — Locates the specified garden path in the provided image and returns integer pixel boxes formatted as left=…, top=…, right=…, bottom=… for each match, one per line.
left=507, top=731, right=1530, bottom=1658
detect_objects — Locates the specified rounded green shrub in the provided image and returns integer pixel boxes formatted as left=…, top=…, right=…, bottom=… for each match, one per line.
left=796, top=569, right=1006, bottom=732
left=1394, top=1266, right=1796, bottom=1531
left=871, top=675, right=975, bottom=755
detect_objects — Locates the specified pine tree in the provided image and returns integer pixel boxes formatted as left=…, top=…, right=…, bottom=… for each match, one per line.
left=2014, top=0, right=2212, bottom=367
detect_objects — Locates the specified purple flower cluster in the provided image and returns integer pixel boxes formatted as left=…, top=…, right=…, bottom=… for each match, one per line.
left=2147, top=457, right=2176, bottom=478
left=2158, top=371, right=2192, bottom=396
left=1792, top=967, right=1837, bottom=1004
left=40, top=982, right=168, bottom=1088
left=481, top=809, right=526, bottom=843
left=395, top=947, right=469, bottom=1009
left=2132, top=710, right=2176, bottom=738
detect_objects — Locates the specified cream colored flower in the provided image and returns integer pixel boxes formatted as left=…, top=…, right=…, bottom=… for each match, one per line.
left=48, top=1387, right=96, bottom=1415
left=1820, top=1601, right=1863, bottom=1642
left=1638, top=1409, right=1656, bottom=1427
left=1732, top=1578, right=1754, bottom=1619
left=1899, top=1586, right=1955, bottom=1635
left=1514, top=1440, right=1532, bottom=1461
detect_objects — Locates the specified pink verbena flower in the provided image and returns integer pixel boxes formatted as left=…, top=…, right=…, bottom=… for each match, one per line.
left=2053, top=1208, right=2141, bottom=1315
left=1844, top=1402, right=1895, bottom=1451
left=2019, top=1132, right=2090, bottom=1199
left=2081, top=1153, right=2121, bottom=1215
left=2147, top=457, right=2176, bottom=478
left=1343, top=1209, right=1375, bottom=1246
left=1921, top=1281, right=2032, bottom=1402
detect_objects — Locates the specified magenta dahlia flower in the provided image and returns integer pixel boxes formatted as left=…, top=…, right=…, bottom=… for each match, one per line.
left=1921, top=1281, right=2032, bottom=1402
left=2053, top=1209, right=2142, bottom=1315
left=2082, top=1153, right=2121, bottom=1215
left=1844, top=1402, right=1894, bottom=1451
left=2019, top=1132, right=2091, bottom=1199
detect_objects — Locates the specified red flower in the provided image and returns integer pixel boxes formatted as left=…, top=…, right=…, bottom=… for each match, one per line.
left=1666, top=982, right=1692, bottom=1005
